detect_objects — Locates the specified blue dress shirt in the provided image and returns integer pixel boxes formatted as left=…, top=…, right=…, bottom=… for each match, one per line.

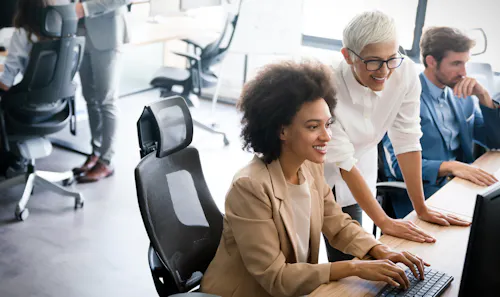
left=422, top=75, right=460, bottom=160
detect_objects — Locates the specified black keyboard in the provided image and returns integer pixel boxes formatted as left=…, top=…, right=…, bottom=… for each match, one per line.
left=375, top=267, right=453, bottom=297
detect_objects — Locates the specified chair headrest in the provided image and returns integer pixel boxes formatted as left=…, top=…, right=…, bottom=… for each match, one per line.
left=137, top=96, right=194, bottom=159
left=41, top=3, right=79, bottom=38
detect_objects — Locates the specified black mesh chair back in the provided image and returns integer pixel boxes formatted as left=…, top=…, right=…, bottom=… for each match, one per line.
left=199, top=12, right=239, bottom=73
left=135, top=96, right=223, bottom=294
left=1, top=3, right=84, bottom=137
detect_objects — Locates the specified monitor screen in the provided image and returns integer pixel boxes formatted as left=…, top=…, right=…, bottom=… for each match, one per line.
left=459, top=181, right=500, bottom=297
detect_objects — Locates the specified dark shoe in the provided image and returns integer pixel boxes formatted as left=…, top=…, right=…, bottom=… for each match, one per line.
left=72, top=154, right=99, bottom=176
left=76, top=160, right=114, bottom=183
left=5, top=156, right=28, bottom=178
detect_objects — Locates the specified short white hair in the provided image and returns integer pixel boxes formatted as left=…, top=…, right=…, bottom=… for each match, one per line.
left=342, top=11, right=398, bottom=60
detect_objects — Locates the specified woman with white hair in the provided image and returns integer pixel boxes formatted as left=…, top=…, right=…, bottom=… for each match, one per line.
left=323, top=11, right=470, bottom=262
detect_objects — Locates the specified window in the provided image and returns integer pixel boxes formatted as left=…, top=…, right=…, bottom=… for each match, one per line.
left=424, top=0, right=500, bottom=71
left=302, top=0, right=420, bottom=50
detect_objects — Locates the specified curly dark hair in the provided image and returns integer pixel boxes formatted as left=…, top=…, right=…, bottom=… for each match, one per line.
left=239, top=60, right=337, bottom=164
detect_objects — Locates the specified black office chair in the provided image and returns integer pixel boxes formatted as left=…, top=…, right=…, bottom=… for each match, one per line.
left=373, top=140, right=408, bottom=236
left=135, top=96, right=223, bottom=297
left=150, top=8, right=241, bottom=146
left=0, top=3, right=85, bottom=221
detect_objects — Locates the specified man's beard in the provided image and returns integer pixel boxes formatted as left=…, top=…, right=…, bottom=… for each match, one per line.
left=435, top=67, right=461, bottom=88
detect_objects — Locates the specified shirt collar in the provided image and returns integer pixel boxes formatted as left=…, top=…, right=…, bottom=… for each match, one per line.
left=341, top=61, right=383, bottom=105
left=422, top=72, right=446, bottom=101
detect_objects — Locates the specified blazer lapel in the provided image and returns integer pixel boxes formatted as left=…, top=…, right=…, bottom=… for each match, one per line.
left=447, top=91, right=474, bottom=162
left=267, top=159, right=299, bottom=262
left=301, top=164, right=321, bottom=264
left=419, top=73, right=448, bottom=144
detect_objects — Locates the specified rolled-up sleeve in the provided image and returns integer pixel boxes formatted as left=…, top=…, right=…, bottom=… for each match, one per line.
left=326, top=120, right=358, bottom=171
left=0, top=29, right=30, bottom=88
left=388, top=60, right=423, bottom=155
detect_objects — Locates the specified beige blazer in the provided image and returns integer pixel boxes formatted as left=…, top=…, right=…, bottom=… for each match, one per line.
left=201, top=156, right=380, bottom=297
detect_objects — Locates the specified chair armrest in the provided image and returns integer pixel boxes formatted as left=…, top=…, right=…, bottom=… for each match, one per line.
left=376, top=181, right=407, bottom=190
left=171, top=51, right=203, bottom=94
left=181, top=38, right=203, bottom=50
left=172, top=51, right=201, bottom=62
left=148, top=244, right=168, bottom=275
left=184, top=271, right=203, bottom=290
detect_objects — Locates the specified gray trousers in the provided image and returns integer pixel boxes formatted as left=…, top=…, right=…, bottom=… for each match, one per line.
left=323, top=201, right=363, bottom=262
left=78, top=27, right=121, bottom=163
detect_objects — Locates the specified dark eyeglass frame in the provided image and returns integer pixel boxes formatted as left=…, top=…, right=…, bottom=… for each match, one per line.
left=347, top=48, right=404, bottom=71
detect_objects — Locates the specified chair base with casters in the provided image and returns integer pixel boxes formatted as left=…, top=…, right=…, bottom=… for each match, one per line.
left=0, top=137, right=84, bottom=221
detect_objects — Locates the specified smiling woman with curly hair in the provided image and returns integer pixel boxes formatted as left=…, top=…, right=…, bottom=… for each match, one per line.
left=239, top=60, right=338, bottom=164
left=201, top=60, right=427, bottom=297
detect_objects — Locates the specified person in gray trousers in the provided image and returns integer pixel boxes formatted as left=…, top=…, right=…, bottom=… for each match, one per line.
left=72, top=0, right=129, bottom=183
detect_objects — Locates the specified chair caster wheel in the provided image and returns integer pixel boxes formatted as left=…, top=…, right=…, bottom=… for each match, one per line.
left=75, top=197, right=84, bottom=209
left=223, top=136, right=230, bottom=146
left=62, top=176, right=75, bottom=186
left=16, top=208, right=29, bottom=221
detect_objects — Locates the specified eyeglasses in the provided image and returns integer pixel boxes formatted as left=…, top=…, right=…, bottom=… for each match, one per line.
left=347, top=48, right=404, bottom=71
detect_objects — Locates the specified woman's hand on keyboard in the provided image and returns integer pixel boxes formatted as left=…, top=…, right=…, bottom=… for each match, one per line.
left=352, top=259, right=410, bottom=289
left=369, top=244, right=430, bottom=281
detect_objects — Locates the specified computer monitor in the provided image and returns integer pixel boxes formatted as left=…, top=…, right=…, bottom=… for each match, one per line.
left=0, top=0, right=17, bottom=29
left=459, top=182, right=500, bottom=297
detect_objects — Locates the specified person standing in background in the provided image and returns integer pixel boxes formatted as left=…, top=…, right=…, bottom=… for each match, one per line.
left=72, top=0, right=130, bottom=183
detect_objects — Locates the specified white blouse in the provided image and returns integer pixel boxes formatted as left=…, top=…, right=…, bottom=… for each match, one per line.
left=325, top=58, right=423, bottom=207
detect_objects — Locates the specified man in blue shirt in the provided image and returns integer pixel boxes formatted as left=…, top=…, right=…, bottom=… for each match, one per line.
left=383, top=26, right=500, bottom=218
